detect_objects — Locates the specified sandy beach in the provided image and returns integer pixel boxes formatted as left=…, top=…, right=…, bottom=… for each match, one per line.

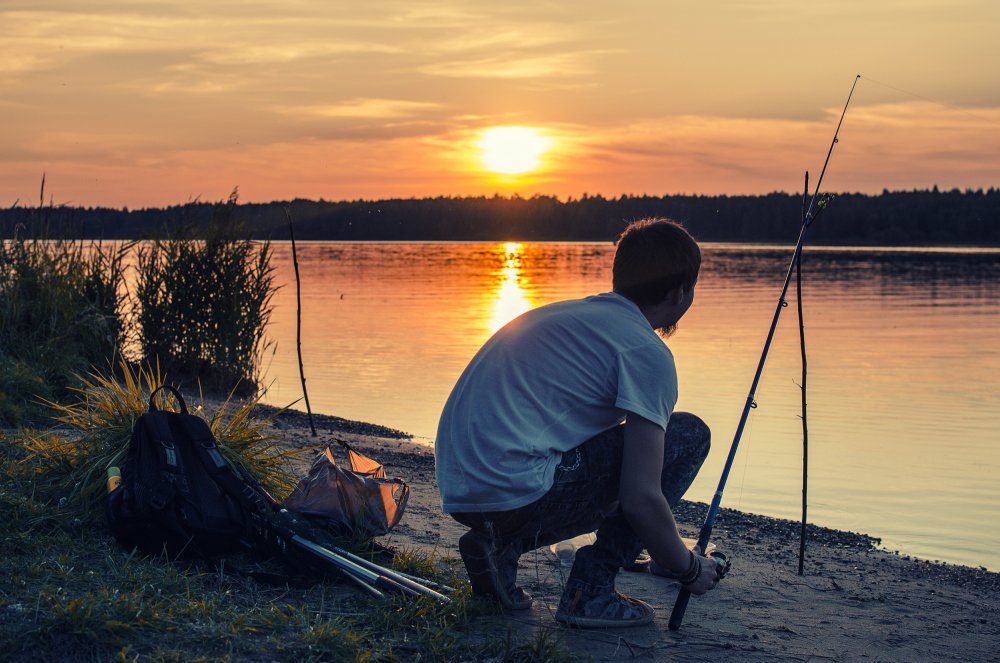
left=262, top=405, right=1000, bottom=662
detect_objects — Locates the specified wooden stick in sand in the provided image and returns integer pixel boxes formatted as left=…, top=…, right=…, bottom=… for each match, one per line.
left=284, top=207, right=317, bottom=437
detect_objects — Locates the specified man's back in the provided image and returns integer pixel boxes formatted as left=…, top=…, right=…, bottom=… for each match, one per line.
left=435, top=291, right=677, bottom=513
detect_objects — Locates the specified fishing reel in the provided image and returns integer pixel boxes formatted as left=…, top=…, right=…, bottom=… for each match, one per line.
left=709, top=551, right=731, bottom=580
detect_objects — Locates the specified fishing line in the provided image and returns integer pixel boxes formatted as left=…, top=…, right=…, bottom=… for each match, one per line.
left=859, top=75, right=941, bottom=103
left=858, top=74, right=975, bottom=114
left=857, top=75, right=998, bottom=133
left=668, top=75, right=861, bottom=632
left=730, top=245, right=799, bottom=515
left=732, top=396, right=758, bottom=513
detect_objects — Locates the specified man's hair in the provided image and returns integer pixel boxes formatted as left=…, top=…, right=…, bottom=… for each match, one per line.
left=612, top=218, right=701, bottom=307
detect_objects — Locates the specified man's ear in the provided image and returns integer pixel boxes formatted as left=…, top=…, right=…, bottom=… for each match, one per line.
left=664, top=285, right=686, bottom=306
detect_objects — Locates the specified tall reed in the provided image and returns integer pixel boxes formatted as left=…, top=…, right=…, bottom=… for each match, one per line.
left=0, top=222, right=129, bottom=424
left=135, top=190, right=275, bottom=396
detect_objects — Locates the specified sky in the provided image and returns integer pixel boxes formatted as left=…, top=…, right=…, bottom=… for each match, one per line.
left=2, top=1, right=999, bottom=208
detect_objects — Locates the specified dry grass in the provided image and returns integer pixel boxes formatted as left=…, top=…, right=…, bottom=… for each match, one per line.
left=21, top=361, right=302, bottom=514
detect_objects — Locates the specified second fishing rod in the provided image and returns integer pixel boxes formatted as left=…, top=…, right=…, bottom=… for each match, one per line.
left=668, top=75, right=862, bottom=631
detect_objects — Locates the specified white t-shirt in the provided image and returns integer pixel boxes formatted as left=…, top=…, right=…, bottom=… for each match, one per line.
left=435, top=291, right=678, bottom=513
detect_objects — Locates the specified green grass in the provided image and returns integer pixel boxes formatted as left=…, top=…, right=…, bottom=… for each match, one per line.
left=0, top=373, right=578, bottom=662
left=21, top=361, right=301, bottom=515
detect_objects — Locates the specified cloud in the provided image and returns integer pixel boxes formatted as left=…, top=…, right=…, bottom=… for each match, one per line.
left=148, top=79, right=247, bottom=95
left=418, top=53, right=592, bottom=79
left=0, top=52, right=50, bottom=75
left=193, top=41, right=403, bottom=67
left=7, top=99, right=1000, bottom=207
left=0, top=7, right=403, bottom=79
left=430, top=24, right=587, bottom=53
left=411, top=18, right=603, bottom=80
left=271, top=98, right=445, bottom=120
left=550, top=101, right=1000, bottom=195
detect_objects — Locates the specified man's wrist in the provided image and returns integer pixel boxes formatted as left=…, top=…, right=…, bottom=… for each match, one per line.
left=677, top=550, right=701, bottom=585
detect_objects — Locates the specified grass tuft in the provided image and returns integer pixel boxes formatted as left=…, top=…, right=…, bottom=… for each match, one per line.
left=20, top=361, right=301, bottom=513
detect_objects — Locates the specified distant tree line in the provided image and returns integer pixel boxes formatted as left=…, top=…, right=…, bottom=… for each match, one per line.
left=3, top=187, right=998, bottom=245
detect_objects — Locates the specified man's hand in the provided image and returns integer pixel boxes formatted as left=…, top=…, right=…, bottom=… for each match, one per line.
left=681, top=549, right=724, bottom=595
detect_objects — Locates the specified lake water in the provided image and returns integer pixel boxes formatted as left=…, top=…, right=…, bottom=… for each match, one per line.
left=260, top=242, right=1000, bottom=570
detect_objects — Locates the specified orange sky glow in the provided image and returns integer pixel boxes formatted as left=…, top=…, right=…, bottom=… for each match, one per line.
left=2, top=1, right=999, bottom=208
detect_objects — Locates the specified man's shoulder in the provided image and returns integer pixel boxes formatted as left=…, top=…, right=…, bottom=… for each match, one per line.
left=511, top=293, right=624, bottom=328
left=496, top=293, right=652, bottom=356
left=542, top=292, right=643, bottom=321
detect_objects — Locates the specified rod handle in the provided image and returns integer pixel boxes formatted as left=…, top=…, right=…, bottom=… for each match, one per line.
left=374, top=566, right=450, bottom=602
left=668, top=588, right=692, bottom=631
left=373, top=575, right=420, bottom=598
left=331, top=545, right=451, bottom=602
left=668, top=523, right=714, bottom=631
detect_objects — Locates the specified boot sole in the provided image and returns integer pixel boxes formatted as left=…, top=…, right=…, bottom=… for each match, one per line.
left=554, top=609, right=655, bottom=629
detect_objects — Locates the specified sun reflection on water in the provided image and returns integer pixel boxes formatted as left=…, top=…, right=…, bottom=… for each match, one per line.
left=488, top=242, right=532, bottom=333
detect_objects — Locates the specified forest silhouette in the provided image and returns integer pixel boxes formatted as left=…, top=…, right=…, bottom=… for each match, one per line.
left=3, top=188, right=997, bottom=245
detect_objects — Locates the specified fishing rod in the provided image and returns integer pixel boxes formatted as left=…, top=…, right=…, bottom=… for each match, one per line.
left=291, top=534, right=421, bottom=599
left=316, top=537, right=454, bottom=601
left=259, top=505, right=452, bottom=603
left=668, top=75, right=861, bottom=631
left=211, top=459, right=450, bottom=603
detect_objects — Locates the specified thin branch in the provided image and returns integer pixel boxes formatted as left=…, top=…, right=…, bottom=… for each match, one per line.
left=797, top=171, right=810, bottom=576
left=284, top=207, right=316, bottom=437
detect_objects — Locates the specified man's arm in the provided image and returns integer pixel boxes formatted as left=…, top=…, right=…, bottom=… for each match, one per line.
left=619, top=413, right=718, bottom=595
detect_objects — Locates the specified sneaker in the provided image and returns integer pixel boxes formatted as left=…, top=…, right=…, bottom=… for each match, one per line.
left=458, top=530, right=532, bottom=611
left=555, top=579, right=654, bottom=628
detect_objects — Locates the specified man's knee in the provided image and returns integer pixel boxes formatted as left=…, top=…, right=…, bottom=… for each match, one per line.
left=666, top=411, right=711, bottom=461
left=660, top=412, right=711, bottom=506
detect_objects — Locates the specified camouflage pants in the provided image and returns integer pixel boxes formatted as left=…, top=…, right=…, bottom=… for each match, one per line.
left=451, top=411, right=711, bottom=589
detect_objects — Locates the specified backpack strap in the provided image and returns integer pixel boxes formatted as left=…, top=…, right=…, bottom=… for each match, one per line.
left=149, top=385, right=188, bottom=415
left=175, top=415, right=277, bottom=518
left=140, top=385, right=188, bottom=510
left=143, top=411, right=184, bottom=510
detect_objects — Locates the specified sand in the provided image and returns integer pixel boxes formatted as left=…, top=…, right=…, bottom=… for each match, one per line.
left=263, top=406, right=1000, bottom=662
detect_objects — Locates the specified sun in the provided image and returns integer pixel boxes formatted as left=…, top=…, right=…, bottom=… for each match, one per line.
left=478, top=126, right=552, bottom=175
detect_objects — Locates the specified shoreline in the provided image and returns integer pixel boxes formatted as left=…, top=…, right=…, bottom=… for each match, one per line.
left=259, top=403, right=1000, bottom=660
left=258, top=403, right=993, bottom=579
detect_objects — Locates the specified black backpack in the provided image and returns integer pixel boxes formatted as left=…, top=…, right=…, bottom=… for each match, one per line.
left=106, top=385, right=274, bottom=559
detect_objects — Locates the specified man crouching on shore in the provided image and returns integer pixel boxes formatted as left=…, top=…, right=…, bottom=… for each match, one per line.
left=434, top=218, right=721, bottom=628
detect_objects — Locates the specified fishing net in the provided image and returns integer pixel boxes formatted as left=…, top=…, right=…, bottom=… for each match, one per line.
left=283, top=440, right=409, bottom=537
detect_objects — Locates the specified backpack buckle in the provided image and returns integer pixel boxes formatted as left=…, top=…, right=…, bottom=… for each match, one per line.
left=160, top=440, right=177, bottom=467
left=201, top=440, right=228, bottom=469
